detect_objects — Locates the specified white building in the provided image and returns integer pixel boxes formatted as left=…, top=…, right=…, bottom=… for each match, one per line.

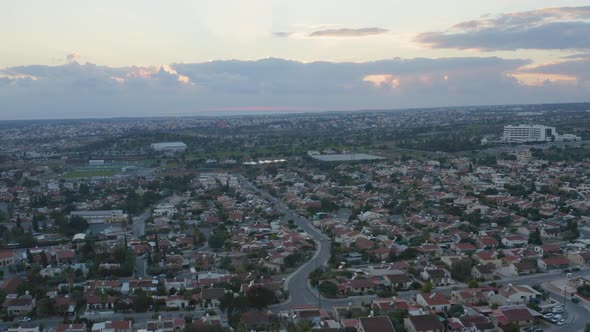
left=150, top=142, right=187, bottom=152
left=70, top=210, right=128, bottom=224
left=502, top=124, right=581, bottom=143
left=88, top=160, right=105, bottom=167
left=502, top=125, right=556, bottom=143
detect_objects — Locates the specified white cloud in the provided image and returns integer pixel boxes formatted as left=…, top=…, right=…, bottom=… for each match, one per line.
left=0, top=56, right=588, bottom=119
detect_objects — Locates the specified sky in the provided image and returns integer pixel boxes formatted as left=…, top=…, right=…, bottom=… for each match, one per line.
left=1, top=1, right=590, bottom=120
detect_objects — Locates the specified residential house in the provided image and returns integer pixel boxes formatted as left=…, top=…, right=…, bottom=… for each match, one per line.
left=357, top=316, right=396, bottom=332
left=451, top=287, right=496, bottom=305
left=476, top=237, right=499, bottom=249
left=501, top=236, right=528, bottom=248
left=537, top=257, right=569, bottom=271
left=473, top=251, right=502, bottom=268
left=420, top=268, right=452, bottom=286
left=0, top=250, right=15, bottom=269
left=509, top=262, right=537, bottom=276
left=56, top=324, right=87, bottom=332
left=457, top=315, right=495, bottom=332
left=472, top=264, right=496, bottom=281
left=492, top=306, right=534, bottom=330
left=496, top=285, right=540, bottom=305
left=567, top=251, right=590, bottom=266
left=451, top=242, right=477, bottom=255
left=2, top=295, right=34, bottom=316
left=385, top=273, right=413, bottom=290
left=532, top=244, right=562, bottom=256
left=91, top=321, right=133, bottom=332
left=85, top=295, right=116, bottom=312
left=201, top=288, right=225, bottom=308
left=338, top=279, right=380, bottom=295
left=166, top=295, right=189, bottom=309
left=416, top=293, right=451, bottom=312
left=404, top=314, right=445, bottom=332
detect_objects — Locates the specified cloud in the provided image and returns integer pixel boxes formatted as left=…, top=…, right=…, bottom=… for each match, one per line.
left=309, top=27, right=388, bottom=37
left=273, top=31, right=293, bottom=38
left=0, top=56, right=589, bottom=120
left=416, top=6, right=590, bottom=51
left=518, top=58, right=590, bottom=83
left=562, top=53, right=590, bottom=59
left=66, top=52, right=81, bottom=63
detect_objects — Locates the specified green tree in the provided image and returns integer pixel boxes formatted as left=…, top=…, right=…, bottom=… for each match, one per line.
left=208, top=233, right=225, bottom=250
left=133, top=289, right=152, bottom=312
left=246, top=286, right=276, bottom=308
left=451, top=260, right=473, bottom=283
left=448, top=304, right=464, bottom=317
left=319, top=281, right=337, bottom=297
left=528, top=228, right=542, bottom=245
left=421, top=281, right=433, bottom=293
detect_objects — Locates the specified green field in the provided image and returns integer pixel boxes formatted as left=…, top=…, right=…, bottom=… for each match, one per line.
left=59, top=169, right=118, bottom=179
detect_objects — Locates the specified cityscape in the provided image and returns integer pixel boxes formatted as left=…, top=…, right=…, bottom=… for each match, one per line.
left=1, top=1, right=590, bottom=332
left=0, top=104, right=589, bottom=332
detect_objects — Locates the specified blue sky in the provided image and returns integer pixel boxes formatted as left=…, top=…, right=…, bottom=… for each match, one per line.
left=1, top=1, right=590, bottom=119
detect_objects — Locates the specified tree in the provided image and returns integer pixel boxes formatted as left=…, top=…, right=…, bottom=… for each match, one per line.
left=468, top=279, right=480, bottom=288
left=133, top=289, right=152, bottom=312
left=451, top=260, right=473, bottom=283
left=448, top=304, right=464, bottom=317
left=503, top=323, right=519, bottom=332
left=421, top=281, right=433, bottom=293
left=246, top=286, right=276, bottom=308
left=319, top=281, right=337, bottom=297
left=528, top=228, right=542, bottom=245
left=79, top=184, right=90, bottom=195
left=208, top=233, right=225, bottom=250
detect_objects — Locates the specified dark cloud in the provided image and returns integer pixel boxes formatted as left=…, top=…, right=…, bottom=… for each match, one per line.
left=417, top=6, right=590, bottom=51
left=309, top=27, right=388, bottom=37
left=0, top=57, right=588, bottom=120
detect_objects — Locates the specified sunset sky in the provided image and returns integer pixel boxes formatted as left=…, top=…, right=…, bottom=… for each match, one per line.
left=1, top=1, right=589, bottom=119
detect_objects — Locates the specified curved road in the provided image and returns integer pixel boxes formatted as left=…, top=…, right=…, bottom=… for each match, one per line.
left=236, top=175, right=376, bottom=310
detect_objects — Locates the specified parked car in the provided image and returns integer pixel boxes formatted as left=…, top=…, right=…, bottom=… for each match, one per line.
left=543, top=313, right=554, bottom=319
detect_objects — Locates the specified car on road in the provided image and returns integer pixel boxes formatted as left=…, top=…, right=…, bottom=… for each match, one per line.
left=571, top=297, right=580, bottom=303
left=19, top=317, right=31, bottom=322
left=572, top=267, right=581, bottom=272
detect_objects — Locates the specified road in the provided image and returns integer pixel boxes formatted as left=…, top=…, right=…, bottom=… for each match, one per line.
left=236, top=175, right=342, bottom=310
left=131, top=210, right=151, bottom=278
left=1, top=310, right=218, bottom=330
left=132, top=210, right=149, bottom=238
left=542, top=283, right=590, bottom=332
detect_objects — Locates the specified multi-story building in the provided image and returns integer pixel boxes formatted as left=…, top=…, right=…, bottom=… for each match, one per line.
left=150, top=142, right=187, bottom=153
left=502, top=124, right=581, bottom=143
left=502, top=125, right=556, bottom=143
left=70, top=210, right=128, bottom=224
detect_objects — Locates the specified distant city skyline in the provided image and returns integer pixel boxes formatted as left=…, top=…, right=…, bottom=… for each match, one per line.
left=1, top=1, right=589, bottom=120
